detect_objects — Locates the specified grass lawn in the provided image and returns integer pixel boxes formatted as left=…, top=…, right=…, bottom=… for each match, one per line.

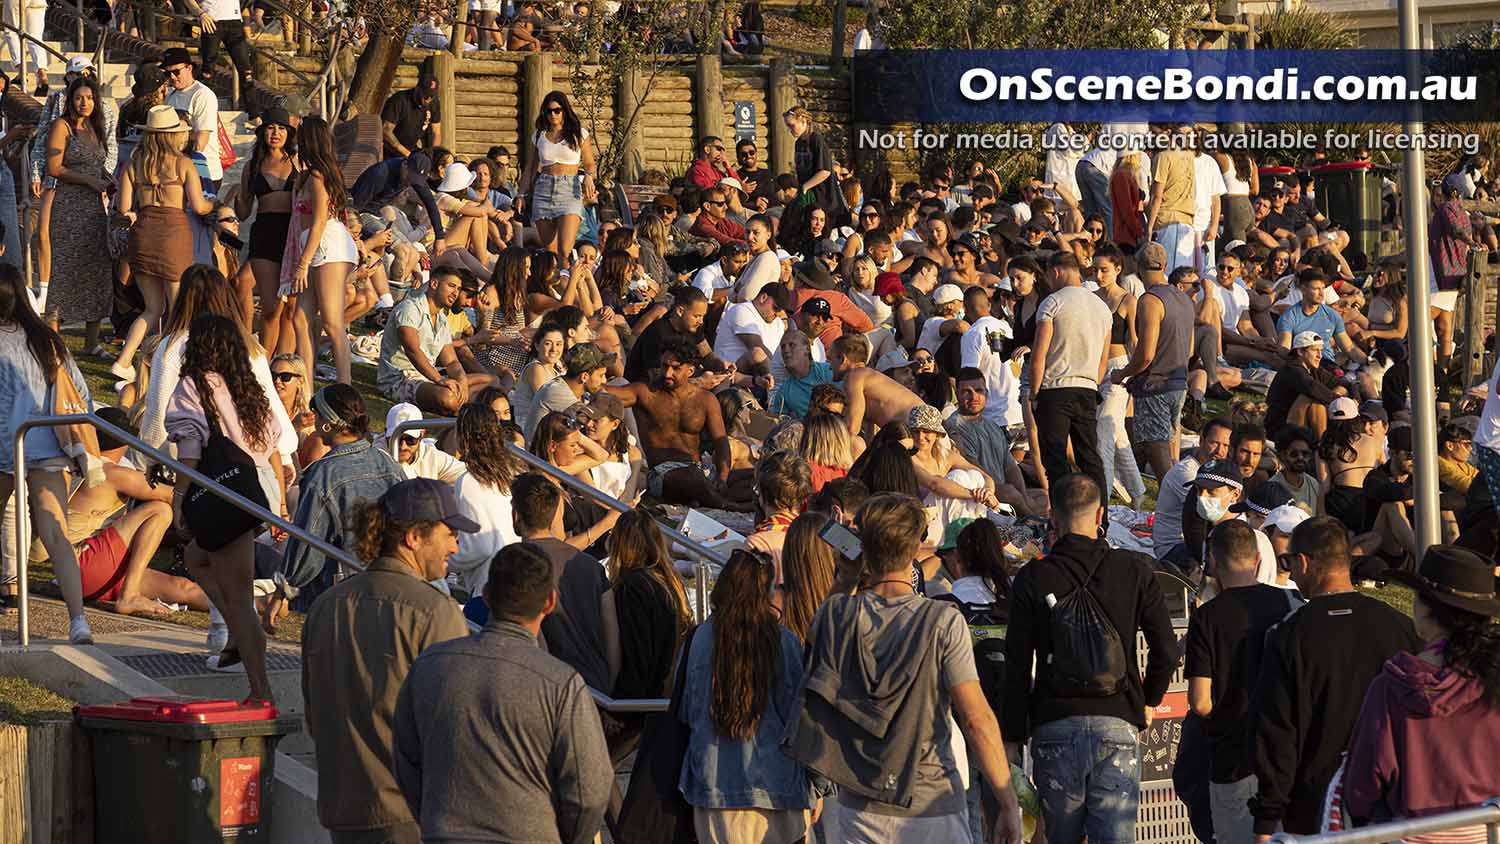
left=0, top=676, right=73, bottom=725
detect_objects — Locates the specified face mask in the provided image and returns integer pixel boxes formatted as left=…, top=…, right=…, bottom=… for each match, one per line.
left=1196, top=493, right=1228, bottom=522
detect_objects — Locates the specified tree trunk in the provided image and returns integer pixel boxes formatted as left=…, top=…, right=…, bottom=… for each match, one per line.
left=347, top=25, right=408, bottom=117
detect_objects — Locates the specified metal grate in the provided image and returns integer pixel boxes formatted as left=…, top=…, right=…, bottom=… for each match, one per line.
left=1138, top=781, right=1198, bottom=844
left=115, top=650, right=302, bottom=679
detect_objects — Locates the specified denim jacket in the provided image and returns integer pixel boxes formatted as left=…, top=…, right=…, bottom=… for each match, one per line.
left=678, top=619, right=818, bottom=811
left=279, top=438, right=406, bottom=594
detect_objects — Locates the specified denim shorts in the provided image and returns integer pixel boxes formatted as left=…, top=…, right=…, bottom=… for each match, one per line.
left=1133, top=389, right=1186, bottom=444
left=530, top=172, right=584, bottom=221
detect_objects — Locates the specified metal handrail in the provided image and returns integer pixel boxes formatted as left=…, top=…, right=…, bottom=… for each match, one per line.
left=388, top=417, right=723, bottom=622
left=590, top=688, right=668, bottom=713
left=0, top=19, right=70, bottom=65
left=1271, top=798, right=1500, bottom=844
left=12, top=412, right=362, bottom=648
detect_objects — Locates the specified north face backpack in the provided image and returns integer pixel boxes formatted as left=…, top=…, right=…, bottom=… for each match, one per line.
left=1045, top=558, right=1129, bottom=697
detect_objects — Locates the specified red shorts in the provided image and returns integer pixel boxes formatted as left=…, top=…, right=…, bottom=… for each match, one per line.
left=78, top=527, right=129, bottom=603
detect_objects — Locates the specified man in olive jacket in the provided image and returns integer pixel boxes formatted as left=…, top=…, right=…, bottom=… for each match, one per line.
left=301, top=479, right=474, bottom=844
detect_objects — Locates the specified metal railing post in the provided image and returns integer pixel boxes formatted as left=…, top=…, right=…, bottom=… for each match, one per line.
left=1270, top=800, right=1500, bottom=844
left=11, top=413, right=364, bottom=648
left=390, top=417, right=727, bottom=622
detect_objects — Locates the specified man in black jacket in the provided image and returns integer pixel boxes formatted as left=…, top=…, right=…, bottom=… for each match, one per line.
left=1264, top=331, right=1345, bottom=439
left=1247, top=516, right=1420, bottom=838
left=1002, top=474, right=1178, bottom=844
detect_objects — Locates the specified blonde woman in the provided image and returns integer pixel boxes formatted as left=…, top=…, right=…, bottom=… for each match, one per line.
left=844, top=254, right=889, bottom=327
left=776, top=512, right=837, bottom=643
left=112, top=105, right=216, bottom=382
left=635, top=212, right=676, bottom=287
left=798, top=411, right=852, bottom=493
left=908, top=404, right=1001, bottom=539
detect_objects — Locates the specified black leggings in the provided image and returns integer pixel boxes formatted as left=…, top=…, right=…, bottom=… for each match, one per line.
left=201, top=18, right=254, bottom=82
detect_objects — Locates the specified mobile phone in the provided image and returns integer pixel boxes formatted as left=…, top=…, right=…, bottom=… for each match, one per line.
left=818, top=517, right=862, bottom=560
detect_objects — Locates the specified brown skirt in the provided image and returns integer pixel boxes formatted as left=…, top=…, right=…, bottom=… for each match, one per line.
left=127, top=205, right=194, bottom=282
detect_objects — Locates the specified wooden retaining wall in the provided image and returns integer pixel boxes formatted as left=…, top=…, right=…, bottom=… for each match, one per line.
left=0, top=722, right=90, bottom=844
left=273, top=49, right=852, bottom=182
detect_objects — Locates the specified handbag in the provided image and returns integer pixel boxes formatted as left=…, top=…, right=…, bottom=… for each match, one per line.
left=183, top=395, right=268, bottom=552
left=614, top=624, right=702, bottom=844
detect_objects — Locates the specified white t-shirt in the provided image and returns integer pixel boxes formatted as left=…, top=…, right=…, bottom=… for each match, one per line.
left=1204, top=279, right=1250, bottom=332
left=1192, top=153, right=1227, bottom=235
left=960, top=315, right=1009, bottom=426
left=201, top=0, right=240, bottom=17
left=1010, top=202, right=1032, bottom=225
left=713, top=301, right=785, bottom=365
left=168, top=81, right=222, bottom=181
left=1044, top=123, right=1083, bottom=206
left=692, top=261, right=734, bottom=298
left=917, top=315, right=951, bottom=354
left=448, top=472, right=520, bottom=594
left=769, top=334, right=826, bottom=384
left=1476, top=359, right=1500, bottom=450
left=735, top=251, right=780, bottom=302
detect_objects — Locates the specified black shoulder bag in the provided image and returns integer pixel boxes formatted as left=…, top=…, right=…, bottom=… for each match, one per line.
left=183, top=394, right=270, bottom=552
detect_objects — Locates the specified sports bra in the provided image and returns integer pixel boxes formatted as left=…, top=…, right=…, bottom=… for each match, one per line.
left=532, top=127, right=589, bottom=167
left=252, top=162, right=299, bottom=198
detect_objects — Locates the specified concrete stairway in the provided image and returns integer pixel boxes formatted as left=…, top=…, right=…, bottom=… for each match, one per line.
left=0, top=40, right=259, bottom=187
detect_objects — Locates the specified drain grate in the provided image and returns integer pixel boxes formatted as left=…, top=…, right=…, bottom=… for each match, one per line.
left=116, top=650, right=302, bottom=679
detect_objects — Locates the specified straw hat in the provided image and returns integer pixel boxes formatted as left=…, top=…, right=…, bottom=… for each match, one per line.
left=143, top=105, right=185, bottom=133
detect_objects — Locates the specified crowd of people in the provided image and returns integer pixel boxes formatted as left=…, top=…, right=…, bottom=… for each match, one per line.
left=2, top=27, right=1500, bottom=844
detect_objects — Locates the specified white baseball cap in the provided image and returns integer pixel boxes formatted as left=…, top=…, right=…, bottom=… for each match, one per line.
left=66, top=56, right=94, bottom=74
left=933, top=283, right=963, bottom=305
left=386, top=403, right=425, bottom=440
left=774, top=248, right=793, bottom=262
left=718, top=176, right=744, bottom=192
left=1328, top=396, right=1361, bottom=421
left=1263, top=503, right=1310, bottom=534
left=1292, top=330, right=1325, bottom=350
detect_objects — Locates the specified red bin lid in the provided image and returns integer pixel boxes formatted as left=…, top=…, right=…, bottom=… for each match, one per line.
left=1259, top=165, right=1297, bottom=175
left=76, top=696, right=279, bottom=723
left=1310, top=161, right=1374, bottom=172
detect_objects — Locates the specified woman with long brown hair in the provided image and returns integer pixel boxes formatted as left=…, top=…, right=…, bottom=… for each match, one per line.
left=0, top=263, right=95, bottom=640
left=112, top=105, right=218, bottom=382
left=235, top=108, right=298, bottom=358
left=448, top=404, right=525, bottom=595
left=678, top=547, right=820, bottom=842
left=777, top=512, right=837, bottom=643
left=286, top=116, right=357, bottom=385
left=474, top=246, right=532, bottom=377
left=604, top=510, right=691, bottom=699
left=518, top=90, right=596, bottom=270
left=166, top=313, right=287, bottom=702
left=42, top=75, right=113, bottom=354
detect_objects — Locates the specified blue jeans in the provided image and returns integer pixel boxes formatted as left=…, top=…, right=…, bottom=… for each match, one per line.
left=1030, top=716, right=1140, bottom=844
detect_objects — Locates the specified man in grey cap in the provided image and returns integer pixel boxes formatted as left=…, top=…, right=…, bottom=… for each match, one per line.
left=527, top=342, right=615, bottom=443
left=302, top=478, right=474, bottom=844
left=1112, top=241, right=1197, bottom=480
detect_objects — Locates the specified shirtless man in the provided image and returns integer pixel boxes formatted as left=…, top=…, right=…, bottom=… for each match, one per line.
left=606, top=339, right=751, bottom=510
left=32, top=409, right=211, bottom=616
left=828, top=332, right=923, bottom=440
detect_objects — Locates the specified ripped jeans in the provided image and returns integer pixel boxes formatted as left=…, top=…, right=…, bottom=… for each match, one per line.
left=1030, top=716, right=1141, bottom=844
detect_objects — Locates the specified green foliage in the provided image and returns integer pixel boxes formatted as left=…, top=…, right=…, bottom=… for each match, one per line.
left=555, top=0, right=695, bottom=183
left=1253, top=8, right=1357, bottom=50
left=795, top=0, right=833, bottom=29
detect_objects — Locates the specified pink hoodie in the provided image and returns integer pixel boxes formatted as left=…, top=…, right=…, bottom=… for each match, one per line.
left=1343, top=650, right=1500, bottom=825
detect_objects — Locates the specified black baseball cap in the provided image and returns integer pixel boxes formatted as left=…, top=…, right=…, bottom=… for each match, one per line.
left=159, top=47, right=193, bottom=69
left=381, top=478, right=480, bottom=533
left=800, top=296, right=832, bottom=318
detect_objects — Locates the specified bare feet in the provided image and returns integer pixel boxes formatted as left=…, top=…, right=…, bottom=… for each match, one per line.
left=109, top=595, right=173, bottom=619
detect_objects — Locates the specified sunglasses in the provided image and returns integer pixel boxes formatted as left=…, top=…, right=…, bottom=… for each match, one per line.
left=399, top=435, right=421, bottom=447
left=704, top=199, right=726, bottom=207
left=1086, top=227, right=1104, bottom=235
left=272, top=371, right=301, bottom=383
left=1218, top=263, right=1237, bottom=270
left=545, top=106, right=563, bottom=114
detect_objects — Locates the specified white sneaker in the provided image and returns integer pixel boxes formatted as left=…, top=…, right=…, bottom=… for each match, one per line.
left=206, top=623, right=229, bottom=653
left=68, top=616, right=94, bottom=645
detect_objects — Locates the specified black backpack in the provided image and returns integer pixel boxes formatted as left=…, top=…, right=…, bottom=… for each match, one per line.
left=1046, top=557, right=1129, bottom=697
left=932, top=590, right=1008, bottom=712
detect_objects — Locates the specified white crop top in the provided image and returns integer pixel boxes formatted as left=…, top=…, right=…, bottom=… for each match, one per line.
left=532, top=128, right=589, bottom=167
left=1222, top=161, right=1251, bottom=196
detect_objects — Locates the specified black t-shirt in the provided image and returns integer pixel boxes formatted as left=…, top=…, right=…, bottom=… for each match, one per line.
left=1363, top=464, right=1411, bottom=530
left=1184, top=584, right=1301, bottom=783
left=529, top=537, right=610, bottom=693
left=1265, top=363, right=1338, bottom=437
left=380, top=88, right=439, bottom=159
left=625, top=316, right=704, bottom=382
left=1261, top=209, right=1297, bottom=237
left=738, top=166, right=774, bottom=203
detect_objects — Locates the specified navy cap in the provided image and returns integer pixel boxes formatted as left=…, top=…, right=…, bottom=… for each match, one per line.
left=381, top=478, right=480, bottom=533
